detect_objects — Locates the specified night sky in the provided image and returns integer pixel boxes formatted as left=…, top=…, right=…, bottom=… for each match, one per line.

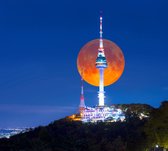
left=0, top=0, right=168, bottom=128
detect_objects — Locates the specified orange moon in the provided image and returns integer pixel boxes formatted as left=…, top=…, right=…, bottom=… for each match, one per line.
left=77, top=39, right=125, bottom=87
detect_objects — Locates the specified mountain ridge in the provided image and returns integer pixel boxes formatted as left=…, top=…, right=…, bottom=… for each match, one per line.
left=0, top=102, right=167, bottom=151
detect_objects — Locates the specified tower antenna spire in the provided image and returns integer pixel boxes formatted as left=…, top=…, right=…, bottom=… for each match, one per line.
left=99, top=12, right=103, bottom=49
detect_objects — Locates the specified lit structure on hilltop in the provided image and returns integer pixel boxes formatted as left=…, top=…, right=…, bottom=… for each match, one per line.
left=79, top=76, right=86, bottom=113
left=76, top=15, right=125, bottom=123
left=70, top=15, right=126, bottom=123
left=81, top=106, right=125, bottom=122
left=96, top=15, right=107, bottom=106
left=69, top=15, right=150, bottom=123
left=77, top=76, right=125, bottom=122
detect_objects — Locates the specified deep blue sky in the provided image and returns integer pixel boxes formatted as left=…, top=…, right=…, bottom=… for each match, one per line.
left=0, top=0, right=168, bottom=128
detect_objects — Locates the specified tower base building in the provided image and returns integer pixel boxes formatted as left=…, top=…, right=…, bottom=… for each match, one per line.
left=80, top=106, right=125, bottom=123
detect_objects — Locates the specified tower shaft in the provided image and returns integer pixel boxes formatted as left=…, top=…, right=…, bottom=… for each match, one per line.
left=98, top=68, right=105, bottom=106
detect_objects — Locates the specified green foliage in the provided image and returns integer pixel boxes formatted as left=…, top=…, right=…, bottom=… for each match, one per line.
left=145, top=101, right=168, bottom=149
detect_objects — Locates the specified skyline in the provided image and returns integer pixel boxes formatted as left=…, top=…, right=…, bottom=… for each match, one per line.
left=0, top=0, right=168, bottom=127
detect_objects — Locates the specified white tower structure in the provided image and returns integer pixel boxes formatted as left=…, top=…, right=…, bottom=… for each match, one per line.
left=95, top=15, right=108, bottom=106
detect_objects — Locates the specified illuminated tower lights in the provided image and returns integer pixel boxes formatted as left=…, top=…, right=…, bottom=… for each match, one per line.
left=95, top=15, right=108, bottom=106
left=79, top=76, right=86, bottom=113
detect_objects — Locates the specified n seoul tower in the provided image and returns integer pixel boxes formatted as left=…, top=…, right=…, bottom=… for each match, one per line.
left=95, top=15, right=108, bottom=106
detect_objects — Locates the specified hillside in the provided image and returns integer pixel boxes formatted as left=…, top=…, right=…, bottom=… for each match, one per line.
left=0, top=102, right=167, bottom=151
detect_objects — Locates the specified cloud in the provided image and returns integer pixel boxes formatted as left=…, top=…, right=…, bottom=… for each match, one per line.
left=0, top=104, right=77, bottom=114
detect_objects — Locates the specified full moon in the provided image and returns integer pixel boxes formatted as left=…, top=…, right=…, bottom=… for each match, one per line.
left=77, top=39, right=125, bottom=87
